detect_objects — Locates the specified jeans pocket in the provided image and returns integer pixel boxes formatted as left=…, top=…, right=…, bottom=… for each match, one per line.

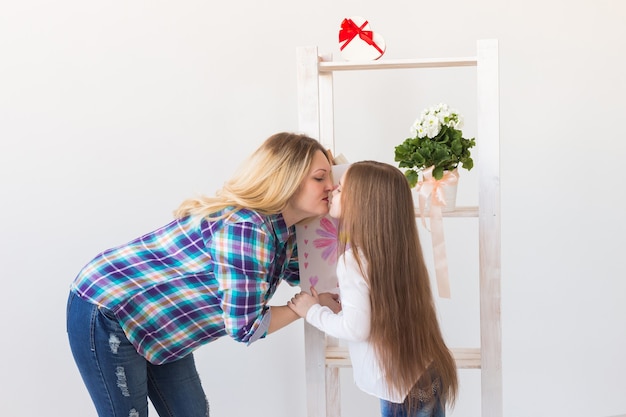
left=99, top=306, right=117, bottom=320
left=98, top=306, right=124, bottom=333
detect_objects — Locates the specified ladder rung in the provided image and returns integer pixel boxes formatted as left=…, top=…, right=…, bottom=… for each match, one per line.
left=319, top=57, right=478, bottom=72
left=325, top=345, right=352, bottom=368
left=325, top=346, right=481, bottom=369
left=416, top=206, right=479, bottom=218
left=451, top=347, right=482, bottom=369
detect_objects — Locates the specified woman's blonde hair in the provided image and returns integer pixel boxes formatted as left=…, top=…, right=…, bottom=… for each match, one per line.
left=338, top=160, right=458, bottom=409
left=174, top=132, right=330, bottom=219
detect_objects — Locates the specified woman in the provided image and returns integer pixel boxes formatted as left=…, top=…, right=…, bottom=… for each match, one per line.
left=67, top=132, right=334, bottom=417
left=289, top=160, right=458, bottom=417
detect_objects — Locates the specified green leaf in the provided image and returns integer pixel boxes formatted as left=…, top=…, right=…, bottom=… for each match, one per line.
left=451, top=138, right=462, bottom=155
left=449, top=128, right=462, bottom=141
left=405, top=170, right=419, bottom=188
left=461, top=157, right=474, bottom=171
left=432, top=166, right=445, bottom=180
left=412, top=151, right=425, bottom=166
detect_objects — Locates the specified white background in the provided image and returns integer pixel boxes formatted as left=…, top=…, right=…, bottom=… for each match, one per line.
left=1, top=1, right=625, bottom=416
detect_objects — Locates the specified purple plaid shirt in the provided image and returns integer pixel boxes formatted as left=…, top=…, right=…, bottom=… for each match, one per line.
left=70, top=208, right=299, bottom=364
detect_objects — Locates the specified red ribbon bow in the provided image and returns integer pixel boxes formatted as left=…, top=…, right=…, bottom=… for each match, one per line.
left=339, top=18, right=384, bottom=55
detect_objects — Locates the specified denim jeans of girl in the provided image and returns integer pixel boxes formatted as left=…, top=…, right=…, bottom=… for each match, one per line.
left=66, top=291, right=209, bottom=417
left=380, top=395, right=445, bottom=417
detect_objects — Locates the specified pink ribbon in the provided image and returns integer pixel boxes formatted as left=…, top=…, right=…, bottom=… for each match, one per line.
left=415, top=167, right=459, bottom=299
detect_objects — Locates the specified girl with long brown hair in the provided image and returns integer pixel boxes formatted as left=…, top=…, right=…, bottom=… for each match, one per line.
left=289, top=160, right=458, bottom=416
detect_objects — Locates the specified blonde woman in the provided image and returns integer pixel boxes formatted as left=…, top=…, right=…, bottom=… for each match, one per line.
left=67, top=132, right=334, bottom=417
left=289, top=160, right=458, bottom=417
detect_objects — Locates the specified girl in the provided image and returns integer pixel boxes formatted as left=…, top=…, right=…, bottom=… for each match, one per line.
left=289, top=160, right=458, bottom=417
left=67, top=132, right=335, bottom=417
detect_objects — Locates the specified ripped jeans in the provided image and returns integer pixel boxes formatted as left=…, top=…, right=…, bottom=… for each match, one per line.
left=380, top=371, right=446, bottom=417
left=66, top=291, right=209, bottom=417
left=380, top=397, right=445, bottom=417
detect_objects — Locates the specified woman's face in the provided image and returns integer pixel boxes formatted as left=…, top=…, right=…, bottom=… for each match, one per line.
left=328, top=171, right=346, bottom=219
left=282, top=150, right=333, bottom=226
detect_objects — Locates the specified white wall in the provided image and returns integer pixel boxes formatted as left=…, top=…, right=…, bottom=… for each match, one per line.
left=1, top=1, right=625, bottom=416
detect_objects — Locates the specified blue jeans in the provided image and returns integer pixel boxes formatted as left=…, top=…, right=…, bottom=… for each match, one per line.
left=380, top=390, right=445, bottom=417
left=66, top=291, right=209, bottom=417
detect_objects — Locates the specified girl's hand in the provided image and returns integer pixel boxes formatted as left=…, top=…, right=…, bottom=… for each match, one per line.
left=288, top=288, right=320, bottom=318
left=318, top=291, right=342, bottom=314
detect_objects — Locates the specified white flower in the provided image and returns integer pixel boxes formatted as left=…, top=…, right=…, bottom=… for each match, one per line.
left=422, top=114, right=441, bottom=138
left=449, top=113, right=464, bottom=129
left=409, top=119, right=420, bottom=137
left=409, top=103, right=463, bottom=138
left=433, top=103, right=450, bottom=122
left=434, top=103, right=449, bottom=113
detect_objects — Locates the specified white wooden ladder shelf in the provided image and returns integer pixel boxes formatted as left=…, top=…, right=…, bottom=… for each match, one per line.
left=296, top=39, right=501, bottom=417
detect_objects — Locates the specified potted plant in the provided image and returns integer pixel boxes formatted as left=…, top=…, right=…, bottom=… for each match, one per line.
left=394, top=103, right=476, bottom=188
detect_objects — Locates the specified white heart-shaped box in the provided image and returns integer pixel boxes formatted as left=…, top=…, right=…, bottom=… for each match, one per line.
left=338, top=16, right=386, bottom=61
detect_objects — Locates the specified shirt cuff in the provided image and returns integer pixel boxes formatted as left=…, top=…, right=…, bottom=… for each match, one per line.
left=247, top=308, right=271, bottom=344
left=305, top=303, right=328, bottom=328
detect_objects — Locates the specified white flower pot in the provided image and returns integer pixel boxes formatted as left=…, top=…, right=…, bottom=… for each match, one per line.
left=413, top=168, right=459, bottom=213
left=413, top=182, right=458, bottom=212
left=439, top=180, right=458, bottom=212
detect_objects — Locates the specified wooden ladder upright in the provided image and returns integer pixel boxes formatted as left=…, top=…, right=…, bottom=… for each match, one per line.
left=296, top=39, right=501, bottom=417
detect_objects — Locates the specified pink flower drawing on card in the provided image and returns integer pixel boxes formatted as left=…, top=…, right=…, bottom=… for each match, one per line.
left=313, top=217, right=339, bottom=265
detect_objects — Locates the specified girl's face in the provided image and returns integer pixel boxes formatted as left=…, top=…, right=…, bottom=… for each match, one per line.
left=329, top=171, right=346, bottom=219
left=283, top=150, right=333, bottom=226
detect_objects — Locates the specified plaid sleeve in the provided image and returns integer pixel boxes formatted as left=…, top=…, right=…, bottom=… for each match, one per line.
left=208, top=220, right=274, bottom=343
left=282, top=242, right=300, bottom=286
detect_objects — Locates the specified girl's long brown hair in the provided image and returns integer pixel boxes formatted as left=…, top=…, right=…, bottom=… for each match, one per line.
left=338, top=161, right=458, bottom=408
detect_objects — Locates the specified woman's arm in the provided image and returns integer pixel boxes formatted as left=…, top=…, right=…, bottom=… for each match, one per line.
left=267, top=305, right=301, bottom=334
left=209, top=220, right=293, bottom=343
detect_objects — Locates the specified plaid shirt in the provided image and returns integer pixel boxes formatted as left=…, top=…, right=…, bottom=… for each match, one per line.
left=70, top=208, right=299, bottom=364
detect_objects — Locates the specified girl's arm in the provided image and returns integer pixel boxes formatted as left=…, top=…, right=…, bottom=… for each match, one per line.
left=288, top=287, right=331, bottom=316
left=318, top=291, right=341, bottom=313
left=289, top=251, right=371, bottom=342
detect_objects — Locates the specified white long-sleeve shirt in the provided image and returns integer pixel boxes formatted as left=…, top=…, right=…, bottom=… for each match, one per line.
left=305, top=249, right=408, bottom=403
